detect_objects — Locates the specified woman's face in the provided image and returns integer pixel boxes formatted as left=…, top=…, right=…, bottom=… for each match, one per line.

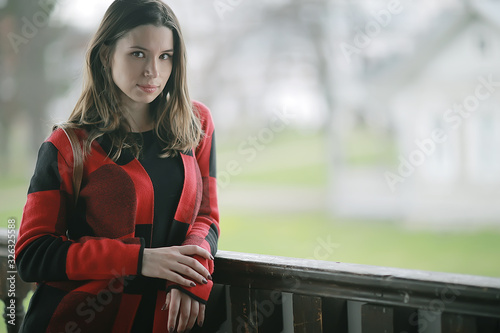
left=109, top=24, right=174, bottom=110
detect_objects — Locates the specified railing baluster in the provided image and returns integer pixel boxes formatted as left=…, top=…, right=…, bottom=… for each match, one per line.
left=347, top=301, right=365, bottom=333
left=418, top=309, right=441, bottom=333
left=293, top=294, right=323, bottom=332
left=282, top=292, right=294, bottom=332
left=393, top=306, right=418, bottom=333
left=254, top=289, right=283, bottom=332
left=441, top=313, right=477, bottom=333
left=321, top=297, right=348, bottom=332
left=361, top=303, right=394, bottom=333
left=228, top=287, right=284, bottom=333
left=202, top=283, right=227, bottom=331
left=230, top=286, right=258, bottom=333
left=476, top=316, right=500, bottom=332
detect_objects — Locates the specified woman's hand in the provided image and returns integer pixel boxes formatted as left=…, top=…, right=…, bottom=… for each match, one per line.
left=141, top=245, right=213, bottom=287
left=164, top=289, right=206, bottom=332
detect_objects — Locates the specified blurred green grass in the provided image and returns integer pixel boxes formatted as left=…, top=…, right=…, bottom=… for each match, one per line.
left=0, top=179, right=27, bottom=231
left=345, top=125, right=399, bottom=165
left=218, top=209, right=500, bottom=277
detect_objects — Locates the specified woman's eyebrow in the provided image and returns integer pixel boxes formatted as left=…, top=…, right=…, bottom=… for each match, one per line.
left=130, top=45, right=174, bottom=53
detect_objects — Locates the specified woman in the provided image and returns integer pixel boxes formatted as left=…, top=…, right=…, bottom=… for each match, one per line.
left=15, top=0, right=219, bottom=332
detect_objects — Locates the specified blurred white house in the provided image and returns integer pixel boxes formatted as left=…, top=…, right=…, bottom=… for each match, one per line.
left=329, top=0, right=500, bottom=227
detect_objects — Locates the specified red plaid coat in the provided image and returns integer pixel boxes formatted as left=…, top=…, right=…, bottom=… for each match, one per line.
left=15, top=101, right=219, bottom=332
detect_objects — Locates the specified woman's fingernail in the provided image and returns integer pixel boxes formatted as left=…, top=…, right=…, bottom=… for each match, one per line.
left=161, top=303, right=167, bottom=311
left=198, top=320, right=204, bottom=327
left=202, top=278, right=208, bottom=284
left=190, top=282, right=196, bottom=287
left=207, top=274, right=212, bottom=280
left=169, top=327, right=174, bottom=333
left=210, top=254, right=215, bottom=260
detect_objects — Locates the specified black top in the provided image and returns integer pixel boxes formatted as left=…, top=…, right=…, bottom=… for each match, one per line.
left=134, top=130, right=184, bottom=247
left=129, top=130, right=184, bottom=332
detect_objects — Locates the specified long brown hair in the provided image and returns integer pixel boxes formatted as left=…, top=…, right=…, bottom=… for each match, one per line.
left=58, top=0, right=202, bottom=159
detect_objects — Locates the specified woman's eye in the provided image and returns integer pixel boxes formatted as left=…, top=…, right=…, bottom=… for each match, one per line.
left=160, top=53, right=172, bottom=60
left=132, top=51, right=145, bottom=58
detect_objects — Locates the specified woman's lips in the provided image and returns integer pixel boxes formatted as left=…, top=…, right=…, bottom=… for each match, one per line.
left=138, top=85, right=159, bottom=93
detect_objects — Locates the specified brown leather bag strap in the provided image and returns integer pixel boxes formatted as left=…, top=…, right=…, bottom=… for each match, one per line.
left=62, top=128, right=83, bottom=206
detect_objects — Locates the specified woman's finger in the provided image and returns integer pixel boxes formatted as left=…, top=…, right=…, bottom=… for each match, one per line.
left=179, top=245, right=214, bottom=261
left=176, top=292, right=191, bottom=332
left=168, top=290, right=181, bottom=333
left=163, top=270, right=198, bottom=288
left=198, top=303, right=206, bottom=328
left=162, top=292, right=171, bottom=311
left=175, top=256, right=211, bottom=281
left=165, top=261, right=207, bottom=287
left=187, top=298, right=200, bottom=330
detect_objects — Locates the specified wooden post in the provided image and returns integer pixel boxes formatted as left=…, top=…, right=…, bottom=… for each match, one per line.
left=229, top=286, right=284, bottom=333
left=293, top=294, right=323, bottom=332
left=361, top=303, right=394, bottom=333
left=230, top=286, right=258, bottom=333
left=393, top=307, right=418, bottom=333
left=322, top=297, right=348, bottom=333
left=254, top=289, right=283, bottom=332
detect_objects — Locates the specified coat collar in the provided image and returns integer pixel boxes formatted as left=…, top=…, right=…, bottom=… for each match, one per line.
left=175, top=149, right=202, bottom=225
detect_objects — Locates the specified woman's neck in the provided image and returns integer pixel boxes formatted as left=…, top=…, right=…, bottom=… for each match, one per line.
left=122, top=102, right=154, bottom=133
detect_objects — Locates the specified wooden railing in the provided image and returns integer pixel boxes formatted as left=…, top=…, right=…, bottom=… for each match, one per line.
left=1, top=230, right=499, bottom=332
left=207, top=251, right=500, bottom=333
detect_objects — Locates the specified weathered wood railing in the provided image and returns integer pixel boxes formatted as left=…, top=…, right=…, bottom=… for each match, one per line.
left=208, top=251, right=500, bottom=333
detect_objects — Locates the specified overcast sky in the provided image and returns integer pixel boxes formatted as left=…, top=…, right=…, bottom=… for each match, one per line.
left=54, top=0, right=114, bottom=30
left=54, top=0, right=194, bottom=31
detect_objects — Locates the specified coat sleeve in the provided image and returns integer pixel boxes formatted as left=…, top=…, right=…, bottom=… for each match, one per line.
left=15, top=130, right=145, bottom=283
left=166, top=101, right=220, bottom=303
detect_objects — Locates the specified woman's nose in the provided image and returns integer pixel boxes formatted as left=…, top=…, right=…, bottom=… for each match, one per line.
left=144, top=58, right=159, bottom=78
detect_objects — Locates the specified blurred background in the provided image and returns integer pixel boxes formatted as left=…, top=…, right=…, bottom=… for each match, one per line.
left=1, top=0, right=499, bottom=277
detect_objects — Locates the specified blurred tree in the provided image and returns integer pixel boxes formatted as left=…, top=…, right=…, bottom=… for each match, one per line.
left=0, top=0, right=67, bottom=175
left=189, top=0, right=336, bottom=128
